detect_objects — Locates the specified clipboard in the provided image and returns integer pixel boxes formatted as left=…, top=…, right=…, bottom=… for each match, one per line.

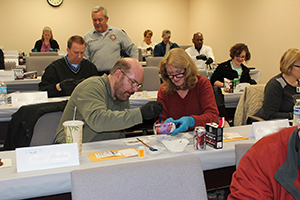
left=88, top=147, right=138, bottom=162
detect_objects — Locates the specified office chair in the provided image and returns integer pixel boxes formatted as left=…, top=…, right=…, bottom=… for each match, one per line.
left=141, top=66, right=161, bottom=91
left=71, top=157, right=208, bottom=200
left=235, top=143, right=253, bottom=168
left=145, top=56, right=163, bottom=67
left=30, top=111, right=63, bottom=146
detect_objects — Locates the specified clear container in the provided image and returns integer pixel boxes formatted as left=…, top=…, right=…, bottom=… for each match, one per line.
left=0, top=82, right=7, bottom=106
left=293, top=99, right=300, bottom=126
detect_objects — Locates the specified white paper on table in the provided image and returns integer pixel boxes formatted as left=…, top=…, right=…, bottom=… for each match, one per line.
left=223, top=132, right=244, bottom=139
left=119, top=149, right=138, bottom=157
left=249, top=119, right=290, bottom=141
left=0, top=158, right=12, bottom=168
left=123, top=139, right=149, bottom=146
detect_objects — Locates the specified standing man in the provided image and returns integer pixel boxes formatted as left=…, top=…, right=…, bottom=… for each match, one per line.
left=185, top=32, right=215, bottom=70
left=154, top=29, right=180, bottom=57
left=84, top=6, right=138, bottom=75
left=53, top=58, right=163, bottom=143
left=38, top=35, right=98, bottom=97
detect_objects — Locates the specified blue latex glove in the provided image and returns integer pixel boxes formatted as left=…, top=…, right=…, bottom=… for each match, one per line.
left=31, top=48, right=37, bottom=52
left=169, top=116, right=195, bottom=136
left=49, top=48, right=54, bottom=52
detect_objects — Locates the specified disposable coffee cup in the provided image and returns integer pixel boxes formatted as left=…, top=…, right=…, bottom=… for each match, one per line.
left=63, top=120, right=84, bottom=156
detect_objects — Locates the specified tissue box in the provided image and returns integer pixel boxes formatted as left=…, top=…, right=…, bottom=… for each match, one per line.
left=205, top=123, right=223, bottom=149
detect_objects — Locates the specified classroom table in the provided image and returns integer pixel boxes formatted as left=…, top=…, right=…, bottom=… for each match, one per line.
left=130, top=91, right=242, bottom=109
left=0, top=125, right=255, bottom=200
left=5, top=77, right=41, bottom=93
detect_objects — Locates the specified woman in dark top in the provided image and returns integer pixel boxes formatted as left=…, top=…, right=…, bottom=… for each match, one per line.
left=261, top=48, right=300, bottom=120
left=33, top=26, right=60, bottom=52
left=210, top=43, right=256, bottom=87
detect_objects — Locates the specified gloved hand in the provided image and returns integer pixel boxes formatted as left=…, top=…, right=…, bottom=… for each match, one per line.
left=196, top=54, right=207, bottom=61
left=140, top=101, right=163, bottom=120
left=166, top=116, right=195, bottom=136
left=60, top=78, right=81, bottom=91
left=205, top=57, right=213, bottom=65
left=49, top=48, right=55, bottom=52
left=146, top=47, right=153, bottom=51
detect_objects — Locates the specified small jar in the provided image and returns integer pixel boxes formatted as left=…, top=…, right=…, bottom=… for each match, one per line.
left=138, top=146, right=145, bottom=159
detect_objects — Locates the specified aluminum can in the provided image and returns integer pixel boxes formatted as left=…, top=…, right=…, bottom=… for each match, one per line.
left=194, top=126, right=206, bottom=150
left=233, top=78, right=239, bottom=89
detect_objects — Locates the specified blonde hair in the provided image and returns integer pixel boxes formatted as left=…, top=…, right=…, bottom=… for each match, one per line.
left=159, top=48, right=198, bottom=94
left=280, top=48, right=300, bottom=74
left=41, top=26, right=53, bottom=41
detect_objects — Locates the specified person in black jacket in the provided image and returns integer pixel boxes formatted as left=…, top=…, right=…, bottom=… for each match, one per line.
left=33, top=26, right=60, bottom=52
left=210, top=43, right=256, bottom=87
left=0, top=49, right=4, bottom=69
left=38, top=35, right=98, bottom=97
left=210, top=43, right=256, bottom=124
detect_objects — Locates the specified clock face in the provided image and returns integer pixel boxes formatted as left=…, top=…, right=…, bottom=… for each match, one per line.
left=47, top=0, right=63, bottom=7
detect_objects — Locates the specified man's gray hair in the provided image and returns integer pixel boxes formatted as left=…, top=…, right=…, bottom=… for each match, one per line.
left=92, top=6, right=108, bottom=18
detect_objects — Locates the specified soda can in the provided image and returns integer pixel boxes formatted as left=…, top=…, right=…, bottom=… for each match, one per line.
left=194, top=126, right=206, bottom=150
left=233, top=78, right=239, bottom=89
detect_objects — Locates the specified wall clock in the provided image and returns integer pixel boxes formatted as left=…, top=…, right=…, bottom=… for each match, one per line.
left=47, top=0, right=63, bottom=7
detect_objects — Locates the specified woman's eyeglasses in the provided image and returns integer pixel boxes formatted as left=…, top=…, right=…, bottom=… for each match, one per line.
left=166, top=68, right=186, bottom=79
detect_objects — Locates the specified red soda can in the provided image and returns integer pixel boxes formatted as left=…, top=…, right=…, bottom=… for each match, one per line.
left=194, top=126, right=206, bottom=150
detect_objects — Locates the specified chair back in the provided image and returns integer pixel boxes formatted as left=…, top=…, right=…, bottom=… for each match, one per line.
left=26, top=55, right=62, bottom=76
left=146, top=56, right=163, bottom=67
left=141, top=66, right=161, bottom=91
left=234, top=84, right=265, bottom=126
left=71, top=157, right=207, bottom=200
left=235, top=143, right=253, bottom=168
left=180, top=45, right=192, bottom=50
left=30, top=111, right=63, bottom=146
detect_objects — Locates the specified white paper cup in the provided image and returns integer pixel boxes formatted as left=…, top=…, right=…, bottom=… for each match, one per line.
left=63, top=120, right=84, bottom=156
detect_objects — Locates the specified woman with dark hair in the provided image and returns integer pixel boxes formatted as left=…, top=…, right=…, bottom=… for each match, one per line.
left=210, top=43, right=256, bottom=87
left=157, top=48, right=218, bottom=135
left=33, top=26, right=60, bottom=52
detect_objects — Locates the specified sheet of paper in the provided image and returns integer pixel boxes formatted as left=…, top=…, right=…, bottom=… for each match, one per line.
left=0, top=158, right=12, bottom=169
left=118, top=149, right=138, bottom=157
left=223, top=132, right=244, bottom=139
left=123, top=139, right=149, bottom=146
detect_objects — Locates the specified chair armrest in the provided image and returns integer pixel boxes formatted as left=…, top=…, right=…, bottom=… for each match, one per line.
left=247, top=115, right=265, bottom=124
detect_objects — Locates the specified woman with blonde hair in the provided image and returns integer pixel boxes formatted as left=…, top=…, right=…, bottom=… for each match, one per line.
left=260, top=48, right=300, bottom=120
left=157, top=48, right=218, bottom=135
left=33, top=26, right=60, bottom=52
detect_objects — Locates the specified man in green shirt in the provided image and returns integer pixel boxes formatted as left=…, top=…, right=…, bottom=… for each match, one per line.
left=53, top=58, right=162, bottom=143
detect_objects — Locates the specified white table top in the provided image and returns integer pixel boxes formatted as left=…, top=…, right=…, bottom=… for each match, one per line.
left=0, top=125, right=255, bottom=199
left=4, top=77, right=41, bottom=85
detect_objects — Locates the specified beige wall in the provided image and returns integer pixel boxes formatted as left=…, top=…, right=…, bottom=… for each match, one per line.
left=189, top=0, right=300, bottom=83
left=1, top=0, right=299, bottom=83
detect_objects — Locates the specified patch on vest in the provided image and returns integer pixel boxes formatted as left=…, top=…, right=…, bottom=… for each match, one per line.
left=109, top=34, right=117, bottom=41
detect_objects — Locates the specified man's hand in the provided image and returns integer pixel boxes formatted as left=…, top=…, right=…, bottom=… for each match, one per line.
left=205, top=57, right=213, bottom=65
left=196, top=54, right=207, bottom=61
left=59, top=78, right=81, bottom=91
left=140, top=101, right=163, bottom=120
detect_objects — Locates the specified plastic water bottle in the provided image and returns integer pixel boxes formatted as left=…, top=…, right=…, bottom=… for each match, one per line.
left=0, top=82, right=7, bottom=105
left=293, top=99, right=300, bottom=126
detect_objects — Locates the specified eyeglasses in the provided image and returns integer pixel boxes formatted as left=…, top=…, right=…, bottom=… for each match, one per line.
left=120, top=70, right=142, bottom=89
left=166, top=68, right=186, bottom=79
